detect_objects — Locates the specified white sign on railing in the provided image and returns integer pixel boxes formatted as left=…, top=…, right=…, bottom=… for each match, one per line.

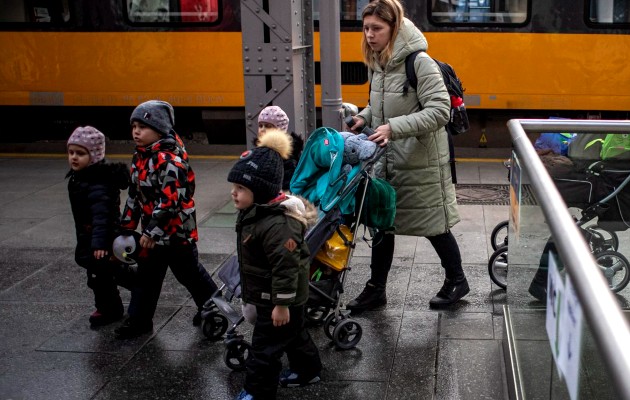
left=545, top=250, right=584, bottom=400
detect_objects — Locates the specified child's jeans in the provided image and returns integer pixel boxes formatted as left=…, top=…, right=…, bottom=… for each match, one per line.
left=127, top=241, right=218, bottom=323
left=244, top=304, right=322, bottom=399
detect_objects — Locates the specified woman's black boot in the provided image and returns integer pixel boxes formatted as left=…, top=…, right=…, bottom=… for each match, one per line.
left=346, top=231, right=394, bottom=313
left=429, top=278, right=470, bottom=308
left=346, top=281, right=387, bottom=313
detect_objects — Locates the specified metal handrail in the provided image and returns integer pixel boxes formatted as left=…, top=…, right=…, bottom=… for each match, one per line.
left=507, top=119, right=630, bottom=399
left=518, top=119, right=630, bottom=133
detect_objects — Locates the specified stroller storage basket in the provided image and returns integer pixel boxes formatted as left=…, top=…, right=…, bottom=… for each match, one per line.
left=552, top=163, right=630, bottom=231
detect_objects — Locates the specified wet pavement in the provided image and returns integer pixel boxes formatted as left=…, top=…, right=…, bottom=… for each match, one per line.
left=0, top=147, right=514, bottom=400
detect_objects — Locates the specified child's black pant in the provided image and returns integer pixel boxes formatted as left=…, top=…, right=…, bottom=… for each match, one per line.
left=77, top=253, right=123, bottom=315
left=127, top=241, right=218, bottom=323
left=245, top=304, right=322, bottom=400
left=85, top=264, right=122, bottom=314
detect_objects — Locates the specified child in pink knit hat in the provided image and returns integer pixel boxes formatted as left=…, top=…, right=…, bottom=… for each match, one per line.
left=66, top=126, right=132, bottom=327
left=258, top=105, right=290, bottom=134
left=257, top=105, right=304, bottom=191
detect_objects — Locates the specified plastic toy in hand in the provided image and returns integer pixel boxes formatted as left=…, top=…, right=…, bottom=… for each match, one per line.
left=113, top=230, right=144, bottom=264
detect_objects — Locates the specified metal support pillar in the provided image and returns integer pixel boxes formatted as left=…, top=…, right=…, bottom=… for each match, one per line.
left=318, top=0, right=343, bottom=131
left=241, top=0, right=315, bottom=147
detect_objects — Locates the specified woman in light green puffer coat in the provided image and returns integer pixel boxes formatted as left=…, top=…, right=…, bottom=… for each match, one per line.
left=347, top=0, right=469, bottom=310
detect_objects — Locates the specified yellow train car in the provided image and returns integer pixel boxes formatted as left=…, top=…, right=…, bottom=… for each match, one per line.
left=1, top=0, right=629, bottom=145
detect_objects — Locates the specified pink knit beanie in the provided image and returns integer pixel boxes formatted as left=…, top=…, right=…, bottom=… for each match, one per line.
left=67, top=126, right=106, bottom=165
left=258, top=106, right=289, bottom=132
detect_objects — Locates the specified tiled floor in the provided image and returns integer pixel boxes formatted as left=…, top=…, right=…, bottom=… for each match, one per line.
left=0, top=154, right=517, bottom=400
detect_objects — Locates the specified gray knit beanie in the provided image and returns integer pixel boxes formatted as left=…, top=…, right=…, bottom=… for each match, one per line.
left=67, top=126, right=106, bottom=165
left=130, top=100, right=175, bottom=136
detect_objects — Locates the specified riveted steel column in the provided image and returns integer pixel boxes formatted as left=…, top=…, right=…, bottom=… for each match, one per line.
left=241, top=0, right=315, bottom=147
left=318, top=0, right=342, bottom=130
left=291, top=0, right=316, bottom=140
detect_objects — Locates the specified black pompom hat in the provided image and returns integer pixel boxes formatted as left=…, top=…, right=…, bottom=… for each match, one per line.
left=228, top=129, right=292, bottom=204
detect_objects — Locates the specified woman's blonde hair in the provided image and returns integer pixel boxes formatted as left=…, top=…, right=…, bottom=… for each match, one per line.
left=361, top=0, right=405, bottom=70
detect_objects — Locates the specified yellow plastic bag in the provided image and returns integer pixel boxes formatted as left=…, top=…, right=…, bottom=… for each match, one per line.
left=314, top=225, right=353, bottom=271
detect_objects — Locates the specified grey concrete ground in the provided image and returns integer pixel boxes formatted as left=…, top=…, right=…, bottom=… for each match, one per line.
left=0, top=149, right=514, bottom=400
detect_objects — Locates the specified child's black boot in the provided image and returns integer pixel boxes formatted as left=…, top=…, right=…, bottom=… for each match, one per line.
left=192, top=309, right=202, bottom=326
left=89, top=274, right=124, bottom=326
left=115, top=318, right=153, bottom=339
left=89, top=309, right=124, bottom=327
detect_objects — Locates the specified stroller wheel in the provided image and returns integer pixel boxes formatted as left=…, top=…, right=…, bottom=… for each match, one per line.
left=594, top=250, right=630, bottom=293
left=224, top=339, right=252, bottom=371
left=488, top=245, right=508, bottom=290
left=586, top=227, right=619, bottom=253
left=202, top=312, right=228, bottom=340
left=333, top=318, right=362, bottom=350
left=305, top=306, right=330, bottom=325
left=324, top=313, right=343, bottom=340
left=490, top=220, right=509, bottom=251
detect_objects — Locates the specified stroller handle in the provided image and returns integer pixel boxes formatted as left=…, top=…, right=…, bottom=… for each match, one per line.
left=344, top=116, right=376, bottom=136
left=343, top=116, right=386, bottom=163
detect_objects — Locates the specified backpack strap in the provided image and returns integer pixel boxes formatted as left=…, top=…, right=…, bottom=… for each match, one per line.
left=403, top=49, right=422, bottom=96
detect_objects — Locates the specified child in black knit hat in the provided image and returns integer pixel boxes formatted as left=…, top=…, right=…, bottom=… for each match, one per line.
left=66, top=126, right=131, bottom=326
left=115, top=100, right=219, bottom=339
left=228, top=128, right=322, bottom=400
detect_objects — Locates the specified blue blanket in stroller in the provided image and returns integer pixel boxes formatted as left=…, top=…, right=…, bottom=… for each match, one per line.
left=290, top=127, right=363, bottom=214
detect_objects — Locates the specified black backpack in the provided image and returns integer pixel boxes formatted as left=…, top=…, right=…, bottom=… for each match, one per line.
left=403, top=50, right=470, bottom=136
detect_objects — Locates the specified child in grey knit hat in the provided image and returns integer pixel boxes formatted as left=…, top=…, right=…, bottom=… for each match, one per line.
left=115, top=100, right=219, bottom=339
left=130, top=100, right=176, bottom=137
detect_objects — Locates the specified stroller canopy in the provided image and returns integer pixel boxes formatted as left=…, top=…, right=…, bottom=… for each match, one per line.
left=290, top=127, right=361, bottom=214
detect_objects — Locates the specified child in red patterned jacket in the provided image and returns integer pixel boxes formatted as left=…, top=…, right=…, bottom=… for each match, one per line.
left=115, top=100, right=218, bottom=339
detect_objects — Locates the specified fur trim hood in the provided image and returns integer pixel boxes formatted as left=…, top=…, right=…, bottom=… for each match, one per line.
left=280, top=194, right=318, bottom=229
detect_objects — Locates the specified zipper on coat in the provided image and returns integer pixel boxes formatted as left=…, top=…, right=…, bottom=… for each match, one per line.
left=434, top=137, right=451, bottom=232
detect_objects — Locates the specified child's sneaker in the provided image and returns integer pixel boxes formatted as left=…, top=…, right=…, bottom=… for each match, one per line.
left=89, top=310, right=123, bottom=327
left=234, top=389, right=254, bottom=400
left=279, top=369, right=321, bottom=388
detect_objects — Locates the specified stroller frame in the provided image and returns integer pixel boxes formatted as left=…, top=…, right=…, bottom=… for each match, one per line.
left=302, top=153, right=382, bottom=350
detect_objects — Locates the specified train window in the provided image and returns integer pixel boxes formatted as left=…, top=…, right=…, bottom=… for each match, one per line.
left=1, top=0, right=70, bottom=23
left=589, top=0, right=630, bottom=24
left=312, top=0, right=367, bottom=25
left=315, top=61, right=368, bottom=85
left=430, top=0, right=528, bottom=24
left=127, top=0, right=221, bottom=24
